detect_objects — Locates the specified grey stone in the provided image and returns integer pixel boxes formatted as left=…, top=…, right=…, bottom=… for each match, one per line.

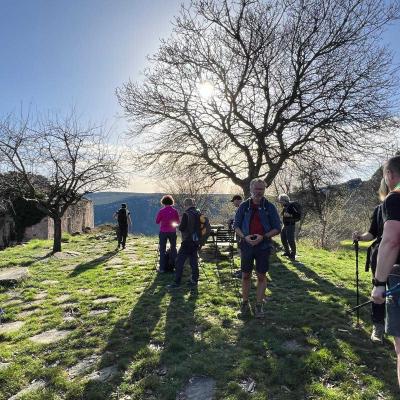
left=19, top=309, right=37, bottom=318
left=33, top=292, right=47, bottom=300
left=30, top=329, right=71, bottom=344
left=0, top=362, right=10, bottom=370
left=93, top=297, right=119, bottom=304
left=67, top=355, right=99, bottom=378
left=282, top=340, right=308, bottom=352
left=178, top=376, right=216, bottom=400
left=85, top=365, right=118, bottom=382
left=239, top=378, right=256, bottom=393
left=88, top=309, right=108, bottom=316
left=57, top=294, right=71, bottom=303
left=53, top=251, right=81, bottom=259
left=0, top=268, right=29, bottom=284
left=22, top=299, right=44, bottom=310
left=8, top=380, right=46, bottom=400
left=0, top=321, right=24, bottom=334
left=41, top=280, right=59, bottom=285
left=2, top=298, right=23, bottom=306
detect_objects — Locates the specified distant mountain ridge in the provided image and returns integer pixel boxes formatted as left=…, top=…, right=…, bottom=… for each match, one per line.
left=86, top=192, right=231, bottom=235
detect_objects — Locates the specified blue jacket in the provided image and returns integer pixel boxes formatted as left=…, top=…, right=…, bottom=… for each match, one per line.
left=234, top=197, right=281, bottom=250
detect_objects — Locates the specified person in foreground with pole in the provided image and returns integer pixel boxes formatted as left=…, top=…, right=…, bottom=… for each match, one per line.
left=352, top=179, right=389, bottom=342
left=371, top=156, right=400, bottom=387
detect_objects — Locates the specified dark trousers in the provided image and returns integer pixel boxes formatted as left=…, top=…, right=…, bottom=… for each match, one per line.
left=174, top=241, right=199, bottom=284
left=117, top=225, right=128, bottom=247
left=159, top=232, right=177, bottom=271
left=281, top=224, right=296, bottom=256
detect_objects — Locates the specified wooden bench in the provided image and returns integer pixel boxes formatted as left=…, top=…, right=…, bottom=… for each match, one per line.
left=210, top=227, right=236, bottom=261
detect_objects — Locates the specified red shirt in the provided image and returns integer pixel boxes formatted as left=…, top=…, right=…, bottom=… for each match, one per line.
left=249, top=201, right=265, bottom=235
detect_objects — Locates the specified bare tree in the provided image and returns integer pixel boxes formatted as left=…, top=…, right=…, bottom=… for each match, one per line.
left=118, top=0, right=400, bottom=197
left=0, top=112, right=123, bottom=252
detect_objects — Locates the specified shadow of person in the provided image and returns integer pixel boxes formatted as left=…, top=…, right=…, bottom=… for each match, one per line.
left=68, top=250, right=119, bottom=277
left=80, top=273, right=168, bottom=399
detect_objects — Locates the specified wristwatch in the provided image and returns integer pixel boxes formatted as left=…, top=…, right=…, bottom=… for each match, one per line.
left=372, top=278, right=386, bottom=287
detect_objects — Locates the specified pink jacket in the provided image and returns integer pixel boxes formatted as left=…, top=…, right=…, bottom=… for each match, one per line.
left=156, top=206, right=180, bottom=233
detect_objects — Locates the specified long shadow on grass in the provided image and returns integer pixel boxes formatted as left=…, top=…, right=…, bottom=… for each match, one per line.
left=256, top=257, right=400, bottom=398
left=68, top=250, right=119, bottom=277
left=81, top=270, right=169, bottom=399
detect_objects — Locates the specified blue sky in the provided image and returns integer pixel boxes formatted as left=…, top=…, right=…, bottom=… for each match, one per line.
left=0, top=1, right=399, bottom=191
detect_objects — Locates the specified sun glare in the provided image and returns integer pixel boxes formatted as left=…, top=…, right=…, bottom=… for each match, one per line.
left=197, top=80, right=214, bottom=99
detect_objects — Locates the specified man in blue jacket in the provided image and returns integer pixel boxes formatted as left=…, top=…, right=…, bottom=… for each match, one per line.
left=234, top=179, right=281, bottom=318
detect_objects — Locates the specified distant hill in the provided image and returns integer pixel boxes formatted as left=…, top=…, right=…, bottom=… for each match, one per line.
left=86, top=192, right=231, bottom=235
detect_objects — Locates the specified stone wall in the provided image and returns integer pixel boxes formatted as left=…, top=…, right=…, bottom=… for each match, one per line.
left=23, top=199, right=94, bottom=241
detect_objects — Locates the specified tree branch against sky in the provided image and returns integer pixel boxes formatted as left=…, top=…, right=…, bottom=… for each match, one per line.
left=118, top=0, right=400, bottom=197
left=0, top=111, right=123, bottom=252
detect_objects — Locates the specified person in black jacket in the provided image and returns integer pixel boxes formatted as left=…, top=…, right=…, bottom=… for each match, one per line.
left=168, top=198, right=200, bottom=289
left=353, top=179, right=389, bottom=344
left=113, top=203, right=132, bottom=249
left=278, top=194, right=301, bottom=260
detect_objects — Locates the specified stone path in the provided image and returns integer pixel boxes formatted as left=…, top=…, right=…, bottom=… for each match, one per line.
left=8, top=380, right=46, bottom=400
left=0, top=321, right=24, bottom=334
left=85, top=365, right=118, bottom=382
left=0, top=267, right=29, bottom=285
left=93, top=297, right=120, bottom=304
left=29, top=329, right=71, bottom=344
left=178, top=376, right=216, bottom=400
left=67, top=355, right=100, bottom=379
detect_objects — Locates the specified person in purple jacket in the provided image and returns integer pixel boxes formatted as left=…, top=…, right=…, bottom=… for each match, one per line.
left=156, top=195, right=180, bottom=272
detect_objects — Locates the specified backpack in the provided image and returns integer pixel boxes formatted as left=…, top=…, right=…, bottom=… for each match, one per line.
left=290, top=201, right=302, bottom=222
left=117, top=208, right=128, bottom=225
left=190, top=210, right=212, bottom=248
left=164, top=248, right=175, bottom=272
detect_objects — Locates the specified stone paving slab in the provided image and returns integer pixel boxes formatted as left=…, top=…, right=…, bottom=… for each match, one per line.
left=0, top=362, right=10, bottom=370
left=85, top=365, right=118, bottom=382
left=0, top=268, right=29, bottom=285
left=2, top=298, right=24, bottom=307
left=0, top=321, right=24, bottom=334
left=177, top=376, right=216, bottom=400
left=89, top=309, right=109, bottom=316
left=93, top=297, right=120, bottom=304
left=30, top=329, right=71, bottom=344
left=8, top=380, right=46, bottom=400
left=41, top=280, right=59, bottom=285
left=67, top=355, right=100, bottom=378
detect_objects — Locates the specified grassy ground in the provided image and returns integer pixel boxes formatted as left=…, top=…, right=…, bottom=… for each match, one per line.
left=0, top=232, right=399, bottom=399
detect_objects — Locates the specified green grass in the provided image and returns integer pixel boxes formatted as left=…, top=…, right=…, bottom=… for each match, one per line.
left=0, top=232, right=398, bottom=399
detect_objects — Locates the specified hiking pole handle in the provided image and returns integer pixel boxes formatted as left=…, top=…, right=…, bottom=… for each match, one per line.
left=347, top=283, right=400, bottom=314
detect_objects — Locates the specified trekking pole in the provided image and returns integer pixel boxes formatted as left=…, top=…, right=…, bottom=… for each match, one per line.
left=347, top=283, right=400, bottom=314
left=354, top=239, right=360, bottom=325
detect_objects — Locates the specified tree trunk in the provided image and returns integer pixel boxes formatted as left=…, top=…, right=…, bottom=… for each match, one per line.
left=53, top=216, right=62, bottom=253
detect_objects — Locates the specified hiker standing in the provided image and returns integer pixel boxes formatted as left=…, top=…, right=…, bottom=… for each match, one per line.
left=228, top=194, right=243, bottom=278
left=156, top=195, right=180, bottom=273
left=228, top=194, right=243, bottom=230
left=234, top=179, right=281, bottom=318
left=352, top=179, right=389, bottom=344
left=277, top=194, right=301, bottom=261
left=168, top=198, right=201, bottom=289
left=113, top=203, right=132, bottom=249
left=371, top=156, right=400, bottom=387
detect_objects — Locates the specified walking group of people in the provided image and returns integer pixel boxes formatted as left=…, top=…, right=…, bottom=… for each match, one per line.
left=112, top=155, right=400, bottom=387
left=151, top=178, right=302, bottom=318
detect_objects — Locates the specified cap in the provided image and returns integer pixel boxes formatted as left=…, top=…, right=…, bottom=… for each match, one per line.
left=230, top=195, right=242, bottom=202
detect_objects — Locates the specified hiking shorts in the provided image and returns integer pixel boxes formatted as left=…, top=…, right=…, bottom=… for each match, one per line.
left=385, top=269, right=400, bottom=337
left=240, top=242, right=270, bottom=274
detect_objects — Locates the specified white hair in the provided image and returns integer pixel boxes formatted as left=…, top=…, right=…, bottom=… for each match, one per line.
left=278, top=193, right=290, bottom=203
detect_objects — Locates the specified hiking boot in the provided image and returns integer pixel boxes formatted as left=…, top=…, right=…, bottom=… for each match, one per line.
left=187, top=279, right=198, bottom=287
left=167, top=282, right=181, bottom=289
left=240, top=300, right=250, bottom=316
left=281, top=252, right=290, bottom=257
left=289, top=253, right=296, bottom=261
left=255, top=303, right=265, bottom=318
left=370, top=323, right=384, bottom=344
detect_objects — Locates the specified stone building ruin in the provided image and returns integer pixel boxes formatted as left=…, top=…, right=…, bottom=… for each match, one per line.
left=0, top=199, right=94, bottom=249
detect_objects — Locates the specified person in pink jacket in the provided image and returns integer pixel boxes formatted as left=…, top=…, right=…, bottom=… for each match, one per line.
left=156, top=195, right=180, bottom=272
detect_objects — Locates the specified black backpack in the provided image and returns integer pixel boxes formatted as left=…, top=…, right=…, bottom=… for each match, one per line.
left=117, top=208, right=128, bottom=225
left=164, top=248, right=175, bottom=272
left=290, top=201, right=302, bottom=222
